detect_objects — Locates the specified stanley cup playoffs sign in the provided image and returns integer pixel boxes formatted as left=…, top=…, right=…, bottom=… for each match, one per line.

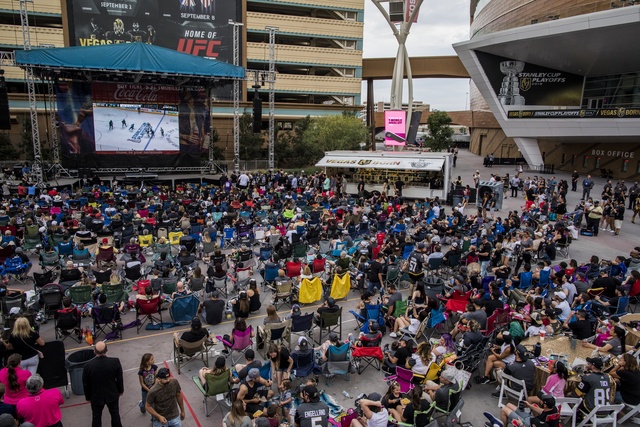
left=475, top=51, right=584, bottom=107
left=65, top=0, right=241, bottom=99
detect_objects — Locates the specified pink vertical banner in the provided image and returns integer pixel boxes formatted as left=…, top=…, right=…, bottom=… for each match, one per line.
left=384, top=110, right=406, bottom=146
left=405, top=0, right=419, bottom=23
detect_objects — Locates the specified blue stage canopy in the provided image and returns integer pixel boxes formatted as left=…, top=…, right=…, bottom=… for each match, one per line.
left=15, top=43, right=244, bottom=79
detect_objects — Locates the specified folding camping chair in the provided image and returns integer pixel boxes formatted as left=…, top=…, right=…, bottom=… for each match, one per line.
left=273, top=281, right=295, bottom=311
left=329, top=273, right=350, bottom=300
left=257, top=319, right=291, bottom=358
left=173, top=335, right=210, bottom=374
left=399, top=315, right=429, bottom=347
left=352, top=332, right=384, bottom=374
left=291, top=350, right=316, bottom=387
left=192, top=370, right=232, bottom=417
left=136, top=296, right=163, bottom=334
left=37, top=341, right=70, bottom=399
left=40, top=284, right=64, bottom=320
left=216, top=326, right=254, bottom=366
left=91, top=304, right=122, bottom=341
left=444, top=290, right=473, bottom=313
left=321, top=342, right=352, bottom=385
left=54, top=306, right=82, bottom=343
left=385, top=365, right=415, bottom=393
left=290, top=313, right=314, bottom=347
left=313, top=307, right=342, bottom=345
left=169, top=294, right=200, bottom=325
left=298, top=277, right=323, bottom=305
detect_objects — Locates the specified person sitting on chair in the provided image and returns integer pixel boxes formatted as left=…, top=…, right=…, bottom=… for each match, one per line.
left=497, top=394, right=559, bottom=427
left=314, top=297, right=339, bottom=324
left=172, top=317, right=214, bottom=352
left=170, top=281, right=191, bottom=301
left=154, top=252, right=173, bottom=277
left=60, top=260, right=82, bottom=283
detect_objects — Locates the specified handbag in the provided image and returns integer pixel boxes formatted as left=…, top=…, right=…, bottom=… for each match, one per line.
left=21, top=337, right=44, bottom=359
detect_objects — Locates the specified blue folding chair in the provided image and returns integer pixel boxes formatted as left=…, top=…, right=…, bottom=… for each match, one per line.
left=222, top=227, right=236, bottom=249
left=169, top=294, right=200, bottom=325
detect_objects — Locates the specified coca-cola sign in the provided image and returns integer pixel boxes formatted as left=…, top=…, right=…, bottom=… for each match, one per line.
left=92, top=83, right=179, bottom=104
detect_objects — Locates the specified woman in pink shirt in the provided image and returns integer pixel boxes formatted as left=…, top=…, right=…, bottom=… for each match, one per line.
left=527, top=361, right=568, bottom=404
left=0, top=354, right=31, bottom=405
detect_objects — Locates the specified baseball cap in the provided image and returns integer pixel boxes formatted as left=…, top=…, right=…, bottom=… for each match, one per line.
left=329, top=332, right=339, bottom=342
left=326, top=297, right=336, bottom=307
left=515, top=344, right=528, bottom=356
left=102, top=237, right=109, bottom=244
left=586, top=357, right=603, bottom=369
left=452, top=242, right=458, bottom=248
left=530, top=312, right=542, bottom=326
left=441, top=369, right=456, bottom=383
left=541, top=394, right=556, bottom=408
left=368, top=392, right=383, bottom=402
left=555, top=292, right=566, bottom=300
left=292, top=304, right=301, bottom=315
left=417, top=243, right=426, bottom=249
left=157, top=368, right=171, bottom=379
left=248, top=368, right=260, bottom=380
left=191, top=317, right=202, bottom=327
left=303, top=385, right=319, bottom=399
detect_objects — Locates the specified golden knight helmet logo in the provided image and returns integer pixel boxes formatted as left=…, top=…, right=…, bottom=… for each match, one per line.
left=357, top=159, right=372, bottom=166
left=520, top=78, right=532, bottom=92
left=113, top=19, right=125, bottom=36
left=617, top=107, right=626, bottom=118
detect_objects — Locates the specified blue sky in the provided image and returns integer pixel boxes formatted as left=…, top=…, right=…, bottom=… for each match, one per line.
left=361, top=0, right=471, bottom=111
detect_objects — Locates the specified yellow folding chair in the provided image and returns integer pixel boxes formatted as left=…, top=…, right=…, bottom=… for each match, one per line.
left=299, top=277, right=323, bottom=304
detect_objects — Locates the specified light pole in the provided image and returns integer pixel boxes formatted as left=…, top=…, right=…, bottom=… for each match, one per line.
left=370, top=0, right=424, bottom=144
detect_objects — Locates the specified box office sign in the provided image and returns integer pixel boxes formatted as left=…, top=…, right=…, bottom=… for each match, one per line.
left=476, top=51, right=584, bottom=107
left=507, top=108, right=640, bottom=119
left=591, top=150, right=635, bottom=159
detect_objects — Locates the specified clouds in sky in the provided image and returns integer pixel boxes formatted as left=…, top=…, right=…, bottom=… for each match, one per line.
left=361, top=0, right=471, bottom=111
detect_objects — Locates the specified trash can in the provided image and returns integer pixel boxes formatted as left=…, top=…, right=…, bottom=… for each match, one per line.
left=66, top=349, right=95, bottom=396
left=452, top=195, right=463, bottom=208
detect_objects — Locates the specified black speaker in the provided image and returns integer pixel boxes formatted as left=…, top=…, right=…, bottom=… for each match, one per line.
left=0, top=71, right=10, bottom=130
left=252, top=97, right=262, bottom=133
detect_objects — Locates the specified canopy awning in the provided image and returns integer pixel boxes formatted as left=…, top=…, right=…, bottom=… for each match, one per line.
left=15, top=43, right=245, bottom=80
left=316, top=155, right=445, bottom=171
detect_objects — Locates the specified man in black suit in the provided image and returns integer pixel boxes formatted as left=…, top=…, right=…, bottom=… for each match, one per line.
left=82, top=341, right=124, bottom=427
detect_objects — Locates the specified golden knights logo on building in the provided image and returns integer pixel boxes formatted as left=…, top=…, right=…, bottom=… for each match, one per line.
left=618, top=108, right=626, bottom=118
left=520, top=77, right=532, bottom=92
left=357, top=159, right=372, bottom=166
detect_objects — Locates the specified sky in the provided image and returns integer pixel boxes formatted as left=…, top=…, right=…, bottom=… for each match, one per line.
left=361, top=0, right=471, bottom=111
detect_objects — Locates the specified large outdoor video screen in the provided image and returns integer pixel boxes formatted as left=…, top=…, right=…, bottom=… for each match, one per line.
left=65, top=0, right=241, bottom=100
left=57, top=82, right=210, bottom=169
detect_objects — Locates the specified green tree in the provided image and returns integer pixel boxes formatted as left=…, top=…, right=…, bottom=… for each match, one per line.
left=301, top=114, right=367, bottom=164
left=275, top=116, right=312, bottom=168
left=425, top=110, right=454, bottom=152
left=239, top=112, right=265, bottom=160
left=0, top=132, right=19, bottom=160
left=208, top=127, right=224, bottom=160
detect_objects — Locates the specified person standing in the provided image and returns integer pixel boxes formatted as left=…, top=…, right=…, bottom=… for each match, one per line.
left=629, top=182, right=639, bottom=210
left=586, top=201, right=603, bottom=236
left=582, top=175, right=594, bottom=200
left=146, top=368, right=185, bottom=427
left=510, top=175, right=520, bottom=198
left=571, top=170, right=579, bottom=192
left=612, top=201, right=625, bottom=236
left=82, top=341, right=124, bottom=427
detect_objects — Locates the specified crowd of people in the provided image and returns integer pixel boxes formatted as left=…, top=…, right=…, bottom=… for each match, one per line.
left=0, top=162, right=637, bottom=427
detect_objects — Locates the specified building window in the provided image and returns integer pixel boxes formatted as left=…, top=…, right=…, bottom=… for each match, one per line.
left=595, top=157, right=601, bottom=169
left=622, top=159, right=629, bottom=173
left=583, top=156, right=589, bottom=168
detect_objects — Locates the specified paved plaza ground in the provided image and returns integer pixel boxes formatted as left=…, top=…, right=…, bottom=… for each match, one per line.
left=17, top=149, right=638, bottom=427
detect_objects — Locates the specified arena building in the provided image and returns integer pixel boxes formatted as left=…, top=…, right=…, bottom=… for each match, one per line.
left=454, top=0, right=640, bottom=180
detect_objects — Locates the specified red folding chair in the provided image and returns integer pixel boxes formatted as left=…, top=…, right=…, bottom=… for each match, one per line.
left=286, top=261, right=302, bottom=278
left=444, top=290, right=472, bottom=313
left=136, top=296, right=163, bottom=333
